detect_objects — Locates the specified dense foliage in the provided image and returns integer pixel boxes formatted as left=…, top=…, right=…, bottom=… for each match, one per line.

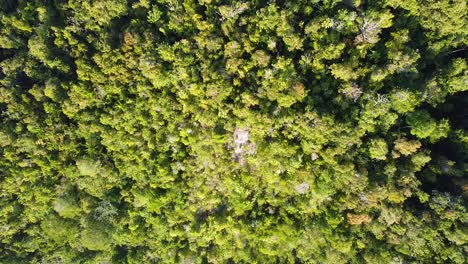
left=0, top=0, right=467, bottom=263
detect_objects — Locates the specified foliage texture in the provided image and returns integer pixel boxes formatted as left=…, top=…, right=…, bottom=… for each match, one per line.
left=0, top=0, right=467, bottom=263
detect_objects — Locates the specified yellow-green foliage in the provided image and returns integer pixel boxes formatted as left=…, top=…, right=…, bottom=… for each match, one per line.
left=0, top=0, right=466, bottom=263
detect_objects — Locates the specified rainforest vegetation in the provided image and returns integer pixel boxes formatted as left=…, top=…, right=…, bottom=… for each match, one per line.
left=0, top=0, right=467, bottom=263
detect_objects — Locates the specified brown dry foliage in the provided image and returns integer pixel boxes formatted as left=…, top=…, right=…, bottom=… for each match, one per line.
left=347, top=213, right=372, bottom=225
left=394, top=138, right=421, bottom=156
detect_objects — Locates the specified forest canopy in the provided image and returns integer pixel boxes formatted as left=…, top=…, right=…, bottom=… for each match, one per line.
left=0, top=0, right=467, bottom=263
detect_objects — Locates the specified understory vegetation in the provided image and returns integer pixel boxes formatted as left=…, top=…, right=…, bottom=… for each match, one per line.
left=0, top=0, right=467, bottom=263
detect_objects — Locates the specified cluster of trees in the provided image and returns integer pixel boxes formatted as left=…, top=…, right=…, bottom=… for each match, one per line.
left=0, top=0, right=466, bottom=263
